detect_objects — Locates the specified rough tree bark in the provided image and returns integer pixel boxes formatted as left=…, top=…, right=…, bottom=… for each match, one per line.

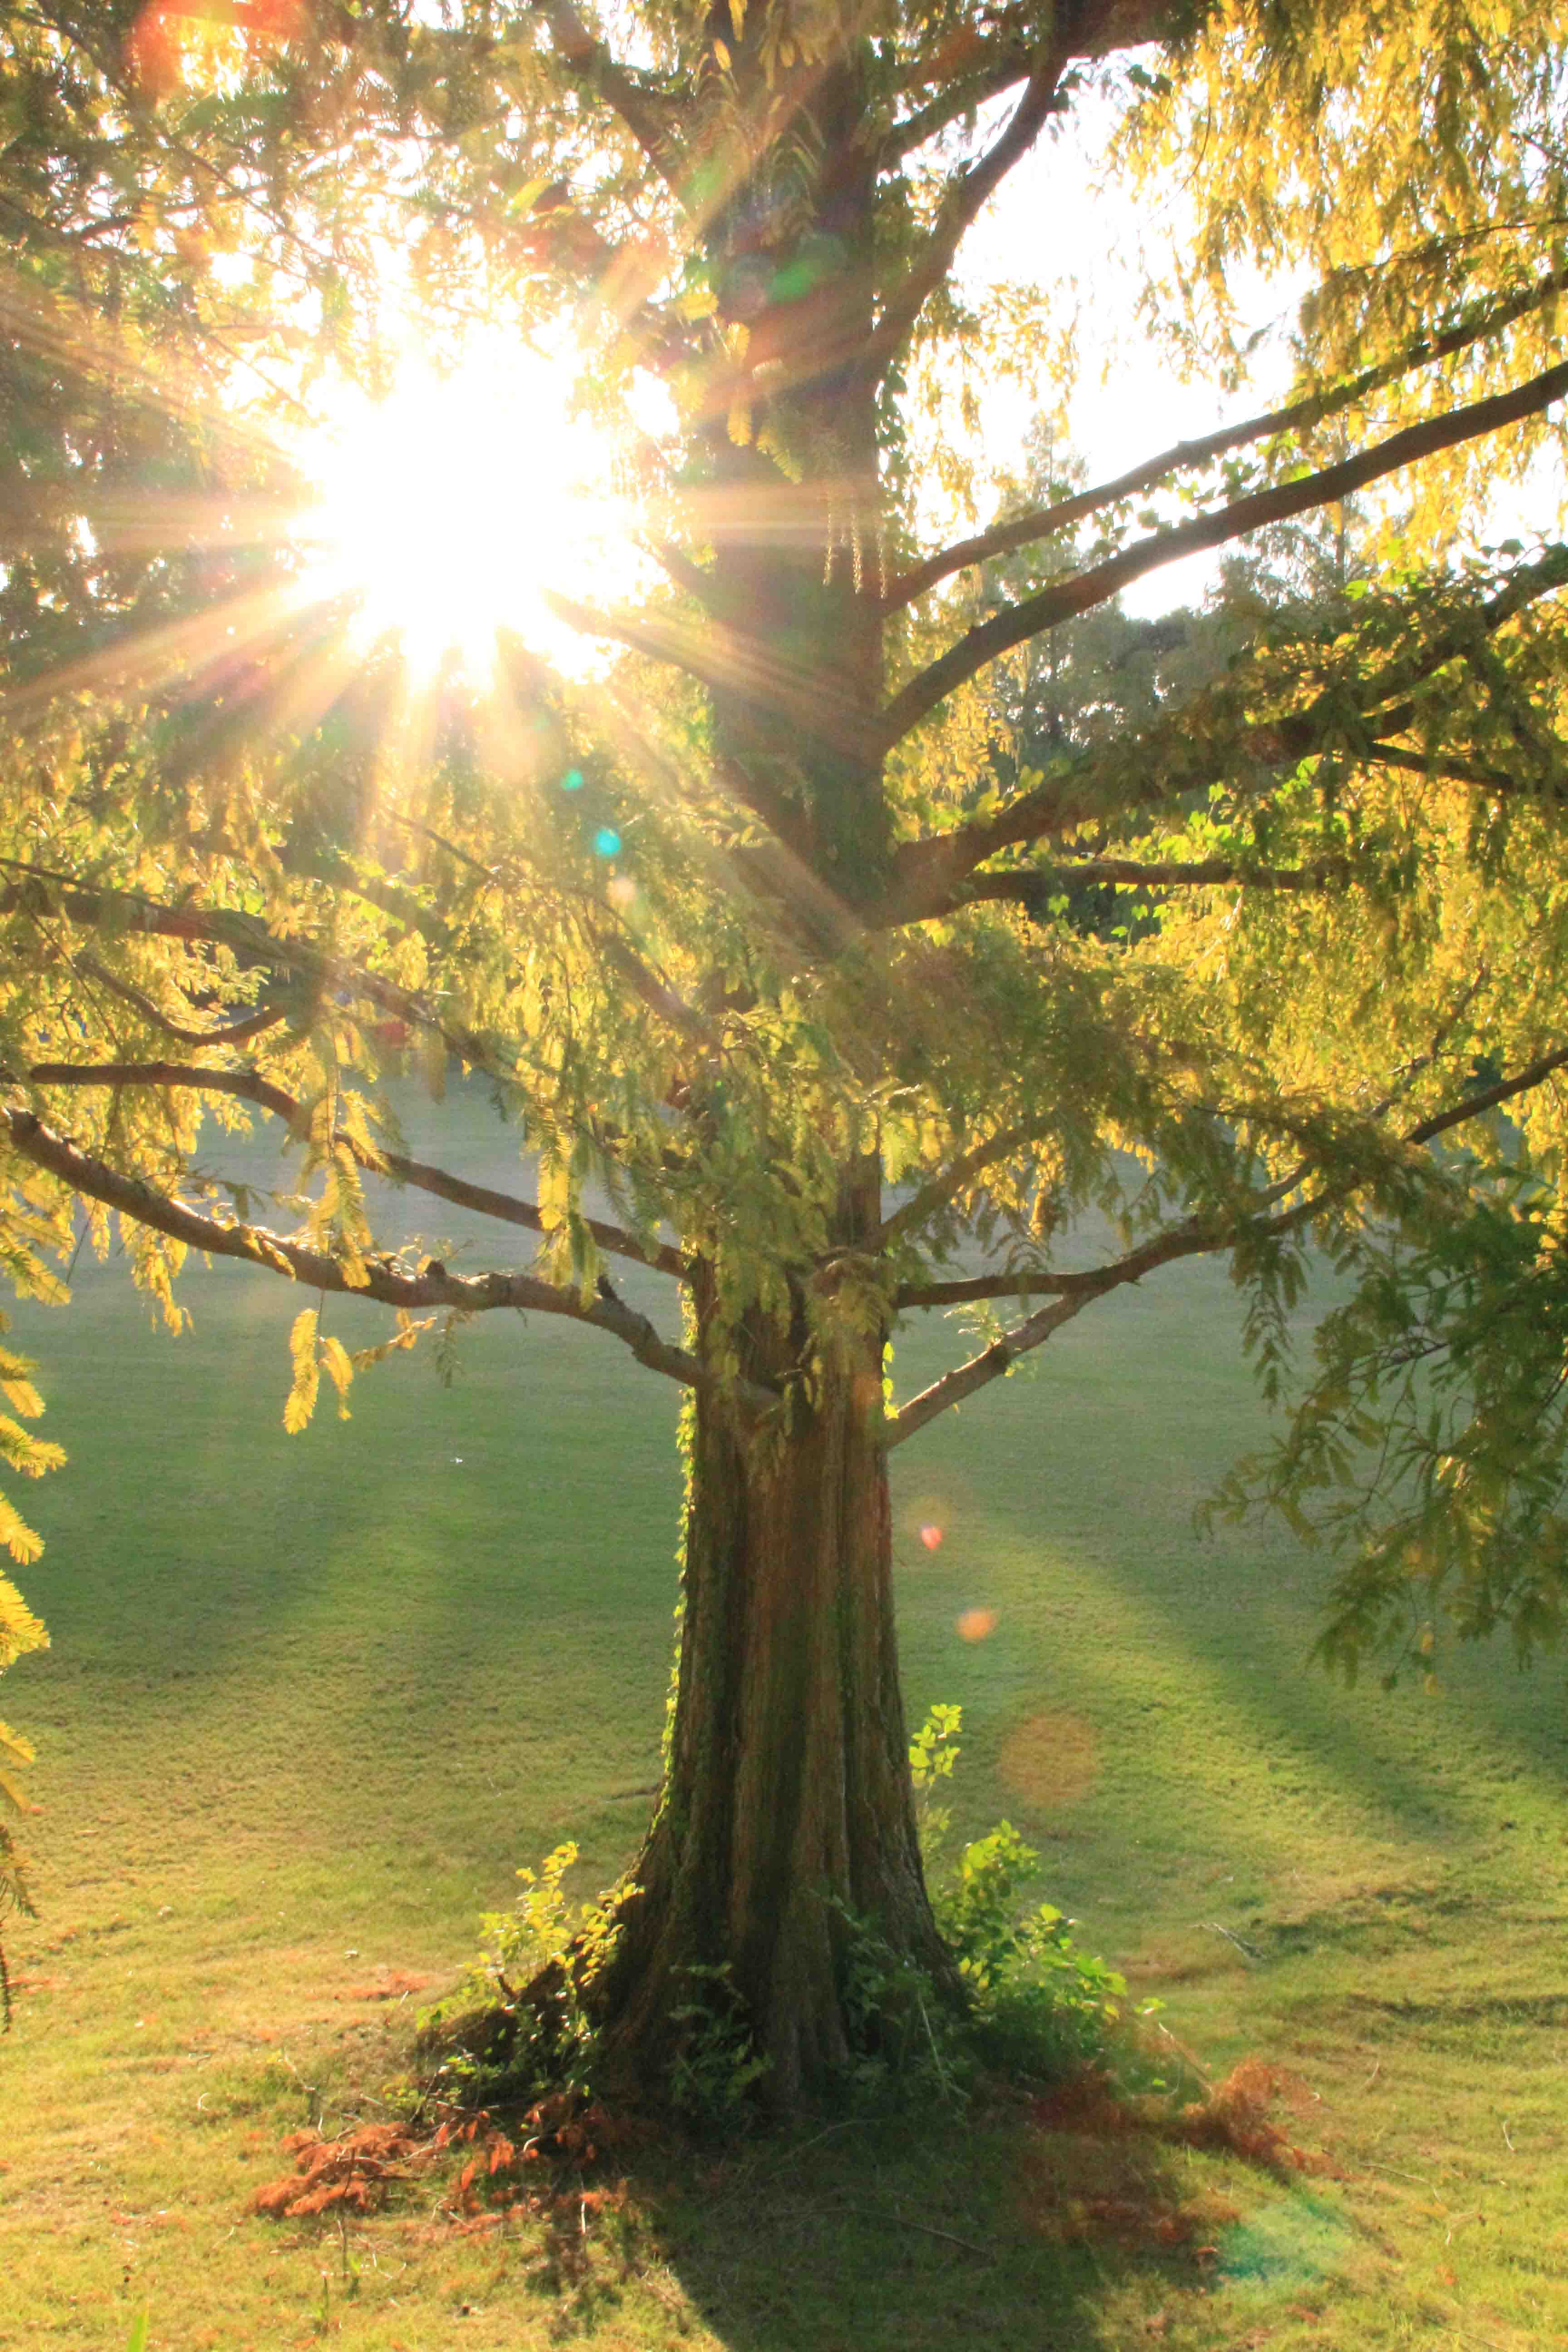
left=593, top=1176, right=955, bottom=2109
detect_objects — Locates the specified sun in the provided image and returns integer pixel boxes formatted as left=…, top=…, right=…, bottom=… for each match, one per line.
left=296, top=350, right=642, bottom=678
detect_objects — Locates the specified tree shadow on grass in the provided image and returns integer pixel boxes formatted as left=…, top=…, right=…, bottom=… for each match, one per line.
left=627, top=2099, right=1276, bottom=2352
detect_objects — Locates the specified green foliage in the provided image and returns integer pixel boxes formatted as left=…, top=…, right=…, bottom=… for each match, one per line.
left=937, top=1821, right=1146, bottom=2085
left=427, top=1841, right=623, bottom=2106
left=0, top=0, right=1565, bottom=1678
left=0, top=1316, right=60, bottom=2026
left=1207, top=1162, right=1568, bottom=1683
left=5, top=0, right=1568, bottom=2126
left=842, top=1709, right=1148, bottom=2102
left=437, top=1844, right=774, bottom=2123
left=666, top=1962, right=772, bottom=2126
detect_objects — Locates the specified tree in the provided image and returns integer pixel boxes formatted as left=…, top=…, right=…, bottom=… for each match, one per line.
left=2, top=0, right=1568, bottom=2105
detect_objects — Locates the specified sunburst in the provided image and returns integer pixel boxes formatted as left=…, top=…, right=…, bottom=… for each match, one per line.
left=294, top=350, right=642, bottom=679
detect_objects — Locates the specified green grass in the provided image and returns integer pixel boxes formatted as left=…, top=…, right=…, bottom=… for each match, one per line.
left=1, top=1086, right=1566, bottom=2347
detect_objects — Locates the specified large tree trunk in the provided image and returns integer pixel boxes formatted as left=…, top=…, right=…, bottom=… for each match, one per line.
left=587, top=43, right=943, bottom=2109
left=593, top=1258, right=954, bottom=2110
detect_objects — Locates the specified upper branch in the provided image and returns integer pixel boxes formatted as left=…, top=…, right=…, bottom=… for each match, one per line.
left=0, top=1106, right=758, bottom=1406
left=0, top=867, right=505, bottom=1077
left=74, top=953, right=288, bottom=1048
left=882, top=260, right=1568, bottom=612
left=872, top=541, right=1568, bottom=925
left=1405, top=1041, right=1568, bottom=1146
left=878, top=44, right=1034, bottom=169
left=879, top=356, right=1568, bottom=750
left=857, top=43, right=1070, bottom=386
left=532, top=0, right=680, bottom=179
left=946, top=853, right=1351, bottom=918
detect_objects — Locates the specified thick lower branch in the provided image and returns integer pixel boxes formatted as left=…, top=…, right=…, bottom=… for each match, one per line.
left=888, top=1041, right=1568, bottom=1445
left=21, top=1060, right=688, bottom=1281
left=0, top=1106, right=753, bottom=1404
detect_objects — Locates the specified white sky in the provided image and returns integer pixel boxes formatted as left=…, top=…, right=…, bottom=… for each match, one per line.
left=957, top=86, right=1563, bottom=613
left=954, top=88, right=1305, bottom=615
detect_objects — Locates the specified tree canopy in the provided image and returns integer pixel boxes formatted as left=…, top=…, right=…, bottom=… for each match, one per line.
left=2, top=0, right=1568, bottom=2087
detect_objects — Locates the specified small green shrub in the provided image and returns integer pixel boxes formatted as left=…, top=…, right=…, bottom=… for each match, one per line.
left=666, top=1961, right=770, bottom=2125
left=420, top=1841, right=624, bottom=2106
left=908, top=1705, right=1159, bottom=2093
left=431, top=1710, right=1156, bottom=2124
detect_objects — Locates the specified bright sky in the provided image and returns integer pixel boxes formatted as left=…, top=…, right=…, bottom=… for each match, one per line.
left=957, top=88, right=1305, bottom=616
left=963, top=86, right=1563, bottom=611
left=289, top=69, right=1563, bottom=670
left=292, top=345, right=652, bottom=678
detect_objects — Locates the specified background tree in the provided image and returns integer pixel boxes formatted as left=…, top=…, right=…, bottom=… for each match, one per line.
left=2, top=0, right=1568, bottom=2103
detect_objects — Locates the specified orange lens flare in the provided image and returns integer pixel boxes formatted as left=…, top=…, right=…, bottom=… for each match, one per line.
left=955, top=1608, right=998, bottom=1642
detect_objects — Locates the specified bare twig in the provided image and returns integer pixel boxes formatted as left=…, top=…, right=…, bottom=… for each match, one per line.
left=836, top=2200, right=995, bottom=2262
left=1201, top=1922, right=1261, bottom=1963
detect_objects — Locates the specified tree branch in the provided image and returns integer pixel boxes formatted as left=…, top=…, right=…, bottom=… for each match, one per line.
left=874, top=1124, right=1035, bottom=1252
left=878, top=47, right=1033, bottom=169
left=532, top=0, right=679, bottom=179
left=896, top=1268, right=1075, bottom=1308
left=0, top=1107, right=754, bottom=1405
left=20, top=1059, right=689, bottom=1281
left=872, top=543, right=1568, bottom=925
left=881, top=261, right=1568, bottom=612
left=0, top=866, right=503, bottom=1075
left=1405, top=1041, right=1568, bottom=1145
left=942, top=853, right=1351, bottom=917
left=886, top=1039, right=1568, bottom=1445
left=1364, top=742, right=1520, bottom=791
left=73, top=954, right=288, bottom=1048
left=857, top=43, right=1070, bottom=385
left=643, top=538, right=721, bottom=610
left=879, top=356, right=1568, bottom=750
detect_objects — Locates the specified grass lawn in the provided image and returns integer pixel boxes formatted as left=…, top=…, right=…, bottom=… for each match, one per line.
left=1, top=1085, right=1565, bottom=2348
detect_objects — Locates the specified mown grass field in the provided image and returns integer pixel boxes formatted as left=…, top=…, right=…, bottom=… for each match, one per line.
left=1, top=1086, right=1566, bottom=2349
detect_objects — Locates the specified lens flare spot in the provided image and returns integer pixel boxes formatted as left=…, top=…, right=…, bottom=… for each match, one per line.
left=606, top=875, right=637, bottom=909
left=919, top=1524, right=944, bottom=1551
left=562, top=768, right=584, bottom=791
left=956, top=1607, right=998, bottom=1642
left=997, top=1710, right=1099, bottom=1809
left=903, top=1485, right=961, bottom=1545
left=594, top=827, right=622, bottom=858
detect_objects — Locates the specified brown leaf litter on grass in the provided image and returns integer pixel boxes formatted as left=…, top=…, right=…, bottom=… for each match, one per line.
left=1018, top=2058, right=1341, bottom=2259
left=251, top=2094, right=642, bottom=2224
left=1171, top=2059, right=1340, bottom=2176
left=334, top=1969, right=433, bottom=2002
left=1034, top=2058, right=1338, bottom=2178
left=251, top=2121, right=425, bottom=2218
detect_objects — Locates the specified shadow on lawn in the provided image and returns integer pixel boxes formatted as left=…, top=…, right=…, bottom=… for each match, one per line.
left=609, top=2101, right=1261, bottom=2352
